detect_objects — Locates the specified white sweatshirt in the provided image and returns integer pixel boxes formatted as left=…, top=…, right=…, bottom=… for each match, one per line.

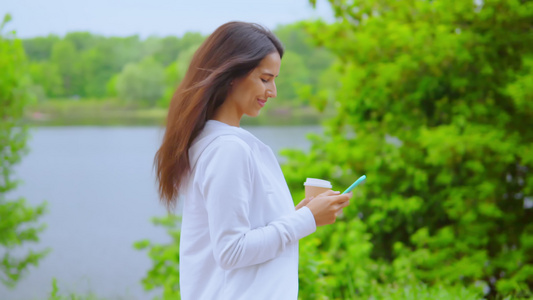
left=179, top=120, right=317, bottom=300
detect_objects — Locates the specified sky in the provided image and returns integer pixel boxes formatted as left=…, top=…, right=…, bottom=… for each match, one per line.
left=1, top=0, right=335, bottom=38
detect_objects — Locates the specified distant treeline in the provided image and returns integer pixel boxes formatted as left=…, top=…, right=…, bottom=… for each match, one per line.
left=23, top=22, right=335, bottom=110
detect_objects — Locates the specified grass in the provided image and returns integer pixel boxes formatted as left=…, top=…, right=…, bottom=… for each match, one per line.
left=24, top=98, right=332, bottom=127
left=25, top=98, right=167, bottom=126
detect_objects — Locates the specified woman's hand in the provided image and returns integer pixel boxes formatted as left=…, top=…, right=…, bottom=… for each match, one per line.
left=306, top=190, right=352, bottom=226
left=295, top=197, right=313, bottom=211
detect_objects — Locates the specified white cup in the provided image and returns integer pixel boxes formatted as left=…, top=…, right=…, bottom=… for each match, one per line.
left=304, top=178, right=332, bottom=199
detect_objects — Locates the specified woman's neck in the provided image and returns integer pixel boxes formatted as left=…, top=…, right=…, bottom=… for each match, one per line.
left=211, top=102, right=242, bottom=127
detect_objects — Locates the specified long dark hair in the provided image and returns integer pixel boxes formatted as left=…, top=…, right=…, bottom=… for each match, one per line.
left=154, top=21, right=284, bottom=210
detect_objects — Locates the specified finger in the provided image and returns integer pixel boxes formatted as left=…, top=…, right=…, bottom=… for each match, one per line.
left=331, top=194, right=351, bottom=204
left=333, top=201, right=350, bottom=211
left=297, top=197, right=314, bottom=209
left=295, top=198, right=308, bottom=210
left=296, top=197, right=312, bottom=208
left=319, top=190, right=340, bottom=197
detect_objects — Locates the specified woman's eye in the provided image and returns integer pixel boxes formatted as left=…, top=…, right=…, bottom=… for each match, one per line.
left=261, top=78, right=268, bottom=83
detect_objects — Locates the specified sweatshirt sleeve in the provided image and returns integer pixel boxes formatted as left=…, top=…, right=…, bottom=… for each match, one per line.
left=198, top=137, right=316, bottom=270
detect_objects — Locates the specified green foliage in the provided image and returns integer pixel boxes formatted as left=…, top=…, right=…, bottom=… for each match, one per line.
left=133, top=11, right=533, bottom=298
left=50, top=277, right=60, bottom=299
left=134, top=215, right=181, bottom=300
left=79, top=48, right=114, bottom=98
left=48, top=277, right=108, bottom=300
left=116, top=56, right=165, bottom=105
left=152, top=36, right=181, bottom=67
left=280, top=0, right=533, bottom=298
left=157, top=62, right=180, bottom=108
left=176, top=32, right=205, bottom=58
left=51, top=39, right=82, bottom=96
left=22, top=34, right=60, bottom=61
left=273, top=50, right=310, bottom=106
left=151, top=33, right=204, bottom=67
left=274, top=23, right=335, bottom=109
left=156, top=43, right=199, bottom=108
left=0, top=13, right=48, bottom=287
left=65, top=32, right=100, bottom=52
left=22, top=32, right=206, bottom=103
left=21, top=24, right=333, bottom=115
left=29, top=61, right=63, bottom=97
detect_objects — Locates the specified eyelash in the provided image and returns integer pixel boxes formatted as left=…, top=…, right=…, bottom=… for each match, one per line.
left=261, top=79, right=268, bottom=83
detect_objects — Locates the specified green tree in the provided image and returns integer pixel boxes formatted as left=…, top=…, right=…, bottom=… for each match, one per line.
left=274, top=50, right=310, bottom=107
left=51, top=39, right=81, bottom=96
left=79, top=47, right=116, bottom=98
left=142, top=36, right=163, bottom=60
left=157, top=44, right=199, bottom=108
left=280, top=0, right=533, bottom=298
left=153, top=36, right=181, bottom=67
left=19, top=32, right=206, bottom=103
left=274, top=23, right=335, bottom=108
left=177, top=32, right=204, bottom=54
left=28, top=61, right=63, bottom=97
left=24, top=33, right=144, bottom=99
left=105, top=74, right=119, bottom=98
left=156, top=61, right=180, bottom=108
left=275, top=23, right=314, bottom=58
left=22, top=35, right=60, bottom=61
left=0, top=14, right=48, bottom=288
left=64, top=32, right=100, bottom=52
left=108, top=35, right=144, bottom=68
left=116, top=56, right=165, bottom=105
left=80, top=36, right=144, bottom=98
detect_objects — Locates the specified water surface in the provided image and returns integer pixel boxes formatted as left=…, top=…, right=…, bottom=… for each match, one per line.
left=2, top=125, right=321, bottom=300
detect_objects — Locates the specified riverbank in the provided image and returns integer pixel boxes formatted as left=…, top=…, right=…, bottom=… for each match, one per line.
left=24, top=99, right=332, bottom=126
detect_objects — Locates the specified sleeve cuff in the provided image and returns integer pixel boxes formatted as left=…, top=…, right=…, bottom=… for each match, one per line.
left=291, top=206, right=317, bottom=240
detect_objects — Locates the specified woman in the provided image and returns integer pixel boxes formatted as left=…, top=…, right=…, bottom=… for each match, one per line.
left=155, top=21, right=352, bottom=300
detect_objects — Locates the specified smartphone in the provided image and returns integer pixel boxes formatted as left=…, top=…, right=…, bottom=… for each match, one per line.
left=341, top=175, right=366, bottom=194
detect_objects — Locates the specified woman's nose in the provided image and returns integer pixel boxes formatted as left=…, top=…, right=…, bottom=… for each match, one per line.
left=266, top=84, right=277, bottom=98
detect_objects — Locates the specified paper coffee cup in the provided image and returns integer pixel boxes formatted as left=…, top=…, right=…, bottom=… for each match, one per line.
left=304, top=178, right=332, bottom=199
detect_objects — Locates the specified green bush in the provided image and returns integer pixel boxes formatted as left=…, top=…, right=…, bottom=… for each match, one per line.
left=0, top=13, right=48, bottom=288
left=280, top=0, right=533, bottom=298
left=134, top=215, right=181, bottom=300
left=48, top=278, right=107, bottom=300
left=136, top=1, right=532, bottom=299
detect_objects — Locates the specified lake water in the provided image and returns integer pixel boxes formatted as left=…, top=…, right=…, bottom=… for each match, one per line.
left=1, top=125, right=322, bottom=300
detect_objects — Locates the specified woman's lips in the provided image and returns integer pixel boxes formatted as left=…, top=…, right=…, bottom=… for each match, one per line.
left=257, top=99, right=267, bottom=107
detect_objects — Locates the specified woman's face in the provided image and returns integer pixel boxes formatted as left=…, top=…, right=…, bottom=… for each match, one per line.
left=217, top=51, right=281, bottom=126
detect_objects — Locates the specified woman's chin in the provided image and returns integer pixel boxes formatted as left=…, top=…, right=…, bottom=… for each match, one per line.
left=245, top=110, right=261, bottom=118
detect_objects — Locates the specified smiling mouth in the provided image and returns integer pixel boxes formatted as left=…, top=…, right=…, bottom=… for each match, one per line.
left=257, top=99, right=267, bottom=107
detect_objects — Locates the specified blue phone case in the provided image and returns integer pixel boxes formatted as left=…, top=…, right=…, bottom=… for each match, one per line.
left=341, top=175, right=366, bottom=194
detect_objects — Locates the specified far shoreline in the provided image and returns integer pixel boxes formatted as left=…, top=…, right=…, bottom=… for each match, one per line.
left=24, top=98, right=334, bottom=127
